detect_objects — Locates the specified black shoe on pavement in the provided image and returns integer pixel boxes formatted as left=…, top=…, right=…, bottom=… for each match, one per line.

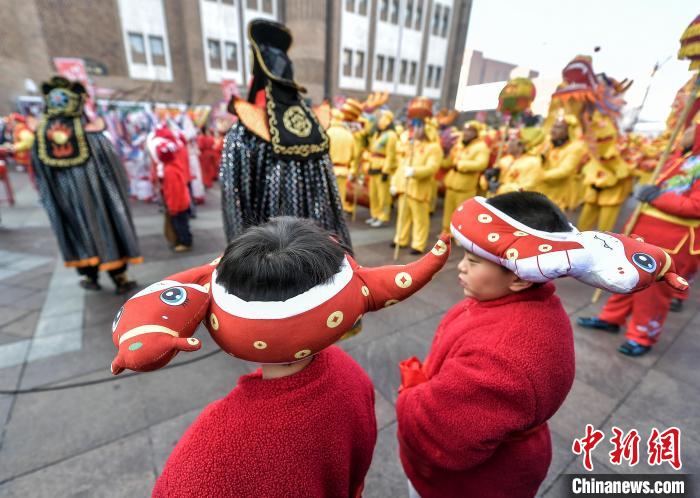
left=618, top=340, right=651, bottom=357
left=576, top=316, right=620, bottom=333
left=669, top=298, right=683, bottom=312
left=115, top=280, right=138, bottom=295
left=390, top=242, right=407, bottom=249
left=410, top=248, right=422, bottom=255
left=79, top=278, right=102, bottom=291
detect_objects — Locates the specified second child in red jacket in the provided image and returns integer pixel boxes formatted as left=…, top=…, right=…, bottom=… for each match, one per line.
left=397, top=192, right=576, bottom=498
left=157, top=139, right=193, bottom=252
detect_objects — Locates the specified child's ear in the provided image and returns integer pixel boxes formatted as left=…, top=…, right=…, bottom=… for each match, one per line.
left=509, top=276, right=534, bottom=293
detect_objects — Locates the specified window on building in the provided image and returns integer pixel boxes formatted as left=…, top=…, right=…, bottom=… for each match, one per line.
left=148, top=35, right=166, bottom=66
left=379, top=0, right=388, bottom=21
left=246, top=0, right=257, bottom=9
left=358, top=0, right=368, bottom=15
left=221, top=0, right=234, bottom=5
left=432, top=3, right=442, bottom=35
left=261, top=0, right=273, bottom=12
left=434, top=66, right=443, bottom=88
left=415, top=0, right=423, bottom=30
left=399, top=59, right=408, bottom=83
left=441, top=6, right=450, bottom=37
left=404, top=0, right=413, bottom=27
left=128, top=32, right=147, bottom=64
left=426, top=64, right=434, bottom=87
left=224, top=41, right=238, bottom=71
left=409, top=61, right=417, bottom=85
left=386, top=56, right=395, bottom=82
left=208, top=39, right=222, bottom=69
left=355, top=50, right=365, bottom=78
left=342, top=48, right=353, bottom=77
left=390, top=0, right=399, bottom=24
left=376, top=55, right=385, bottom=81
left=345, top=0, right=355, bottom=12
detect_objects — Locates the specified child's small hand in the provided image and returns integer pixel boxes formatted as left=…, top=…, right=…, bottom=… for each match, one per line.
left=398, top=356, right=428, bottom=392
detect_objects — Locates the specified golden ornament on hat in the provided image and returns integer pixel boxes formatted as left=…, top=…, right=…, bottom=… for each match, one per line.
left=327, top=310, right=344, bottom=328
left=295, top=349, right=312, bottom=359
left=209, top=313, right=219, bottom=331
left=431, top=239, right=448, bottom=256
left=506, top=248, right=519, bottom=260
left=395, top=272, right=412, bottom=289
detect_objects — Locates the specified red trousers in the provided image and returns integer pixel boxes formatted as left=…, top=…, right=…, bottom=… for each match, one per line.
left=599, top=241, right=698, bottom=347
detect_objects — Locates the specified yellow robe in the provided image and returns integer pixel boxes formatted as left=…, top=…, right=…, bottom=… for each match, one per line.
left=498, top=152, right=544, bottom=194
left=577, top=112, right=631, bottom=231
left=540, top=139, right=587, bottom=210
left=327, top=122, right=357, bottom=213
left=442, top=139, right=489, bottom=232
left=396, top=140, right=442, bottom=252
left=368, top=129, right=398, bottom=222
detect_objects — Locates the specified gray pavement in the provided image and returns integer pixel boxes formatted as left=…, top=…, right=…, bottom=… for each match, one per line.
left=0, top=170, right=697, bottom=497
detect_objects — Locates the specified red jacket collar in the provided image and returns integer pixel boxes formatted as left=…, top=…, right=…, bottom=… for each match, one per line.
left=465, top=282, right=556, bottom=309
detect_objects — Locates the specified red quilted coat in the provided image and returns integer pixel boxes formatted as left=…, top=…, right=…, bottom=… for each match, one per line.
left=153, top=346, right=377, bottom=498
left=397, top=283, right=575, bottom=498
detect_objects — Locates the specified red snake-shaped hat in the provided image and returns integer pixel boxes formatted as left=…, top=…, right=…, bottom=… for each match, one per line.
left=450, top=197, right=688, bottom=294
left=111, top=236, right=451, bottom=373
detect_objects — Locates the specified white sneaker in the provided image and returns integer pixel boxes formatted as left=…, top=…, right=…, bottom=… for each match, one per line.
left=370, top=219, right=384, bottom=228
left=365, top=218, right=376, bottom=225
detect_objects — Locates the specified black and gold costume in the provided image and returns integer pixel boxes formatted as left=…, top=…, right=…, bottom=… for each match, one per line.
left=220, top=20, right=350, bottom=246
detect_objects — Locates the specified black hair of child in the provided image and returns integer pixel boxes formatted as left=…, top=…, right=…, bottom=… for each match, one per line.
left=216, top=216, right=346, bottom=302
left=487, top=191, right=573, bottom=233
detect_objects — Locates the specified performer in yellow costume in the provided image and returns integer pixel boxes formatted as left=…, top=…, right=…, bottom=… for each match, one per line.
left=577, top=110, right=631, bottom=231
left=491, top=127, right=546, bottom=194
left=394, top=97, right=442, bottom=254
left=441, top=121, right=489, bottom=233
left=540, top=115, right=588, bottom=210
left=327, top=99, right=362, bottom=215
left=366, top=109, right=398, bottom=227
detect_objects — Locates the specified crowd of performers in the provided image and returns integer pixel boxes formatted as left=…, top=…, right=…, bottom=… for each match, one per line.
left=0, top=25, right=696, bottom=368
left=0, top=15, right=699, bottom=498
left=324, top=54, right=699, bottom=358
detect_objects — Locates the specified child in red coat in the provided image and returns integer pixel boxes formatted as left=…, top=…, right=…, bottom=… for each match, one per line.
left=156, top=138, right=193, bottom=252
left=144, top=217, right=451, bottom=498
left=397, top=192, right=576, bottom=498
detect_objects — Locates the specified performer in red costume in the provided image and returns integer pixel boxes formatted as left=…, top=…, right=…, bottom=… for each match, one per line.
left=579, top=124, right=699, bottom=356
left=1, top=113, right=36, bottom=185
left=109, top=217, right=450, bottom=497
left=148, top=125, right=193, bottom=252
left=196, top=125, right=219, bottom=189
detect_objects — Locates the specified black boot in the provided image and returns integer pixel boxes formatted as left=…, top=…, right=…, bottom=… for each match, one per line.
left=79, top=277, right=102, bottom=291
left=669, top=298, right=683, bottom=312
left=576, top=317, right=620, bottom=333
left=109, top=266, right=137, bottom=295
left=77, top=266, right=101, bottom=291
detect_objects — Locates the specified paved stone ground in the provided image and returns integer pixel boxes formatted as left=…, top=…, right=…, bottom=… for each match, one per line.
left=0, top=170, right=697, bottom=497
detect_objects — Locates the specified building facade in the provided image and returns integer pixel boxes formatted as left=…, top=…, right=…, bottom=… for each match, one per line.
left=0, top=0, right=470, bottom=113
